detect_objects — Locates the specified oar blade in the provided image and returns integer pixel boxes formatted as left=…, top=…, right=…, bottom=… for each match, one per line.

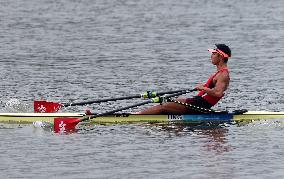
left=54, top=117, right=82, bottom=133
left=34, top=100, right=62, bottom=113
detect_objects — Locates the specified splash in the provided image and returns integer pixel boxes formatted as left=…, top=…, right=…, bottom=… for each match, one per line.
left=4, top=98, right=31, bottom=113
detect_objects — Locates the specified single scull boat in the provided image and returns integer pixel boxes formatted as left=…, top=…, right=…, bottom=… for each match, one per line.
left=0, top=111, right=283, bottom=124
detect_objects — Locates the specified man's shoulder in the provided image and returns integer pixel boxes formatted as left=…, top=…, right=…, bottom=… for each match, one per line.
left=217, top=70, right=230, bottom=81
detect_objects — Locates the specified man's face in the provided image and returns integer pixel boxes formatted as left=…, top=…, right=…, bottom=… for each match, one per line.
left=210, top=52, right=221, bottom=65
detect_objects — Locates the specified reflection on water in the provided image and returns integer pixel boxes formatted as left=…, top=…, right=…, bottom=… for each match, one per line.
left=199, top=127, right=232, bottom=154
left=150, top=122, right=233, bottom=154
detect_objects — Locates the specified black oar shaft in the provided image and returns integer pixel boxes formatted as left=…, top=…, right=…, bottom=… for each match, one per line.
left=62, top=94, right=141, bottom=106
left=92, top=101, right=151, bottom=118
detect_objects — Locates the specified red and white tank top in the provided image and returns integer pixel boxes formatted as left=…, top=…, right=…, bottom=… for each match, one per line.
left=196, top=68, right=230, bottom=106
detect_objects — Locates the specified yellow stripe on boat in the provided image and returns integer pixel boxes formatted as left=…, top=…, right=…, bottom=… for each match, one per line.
left=233, top=111, right=284, bottom=121
left=0, top=113, right=85, bottom=124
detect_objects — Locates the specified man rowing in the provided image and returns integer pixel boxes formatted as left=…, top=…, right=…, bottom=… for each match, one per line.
left=137, top=44, right=231, bottom=114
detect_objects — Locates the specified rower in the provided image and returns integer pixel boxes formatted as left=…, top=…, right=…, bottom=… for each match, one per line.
left=137, top=44, right=231, bottom=114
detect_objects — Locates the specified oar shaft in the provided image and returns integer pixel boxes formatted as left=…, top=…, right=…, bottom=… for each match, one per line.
left=157, top=89, right=196, bottom=96
left=62, top=94, right=141, bottom=106
left=93, top=101, right=151, bottom=118
left=157, top=89, right=186, bottom=95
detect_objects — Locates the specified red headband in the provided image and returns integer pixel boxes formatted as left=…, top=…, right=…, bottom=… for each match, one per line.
left=208, top=48, right=229, bottom=58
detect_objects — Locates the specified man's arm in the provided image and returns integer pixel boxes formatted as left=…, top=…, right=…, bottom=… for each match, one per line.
left=195, top=72, right=229, bottom=97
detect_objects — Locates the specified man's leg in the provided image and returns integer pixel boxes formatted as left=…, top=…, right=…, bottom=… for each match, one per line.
left=137, top=97, right=190, bottom=114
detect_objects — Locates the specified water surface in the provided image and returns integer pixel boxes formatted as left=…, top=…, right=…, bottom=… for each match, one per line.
left=0, top=0, right=283, bottom=178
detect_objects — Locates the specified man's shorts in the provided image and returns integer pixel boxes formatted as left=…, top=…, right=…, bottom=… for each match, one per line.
left=185, top=96, right=213, bottom=109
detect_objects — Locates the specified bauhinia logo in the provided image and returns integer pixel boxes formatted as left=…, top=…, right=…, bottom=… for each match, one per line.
left=59, top=121, right=66, bottom=132
left=168, top=115, right=183, bottom=120
left=37, top=105, right=46, bottom=113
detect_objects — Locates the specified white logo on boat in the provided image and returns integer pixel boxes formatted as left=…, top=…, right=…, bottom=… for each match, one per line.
left=37, top=105, right=46, bottom=113
left=167, top=115, right=183, bottom=121
left=59, top=121, right=66, bottom=132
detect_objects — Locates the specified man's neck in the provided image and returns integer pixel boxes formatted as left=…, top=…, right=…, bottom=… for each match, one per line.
left=216, top=63, right=227, bottom=71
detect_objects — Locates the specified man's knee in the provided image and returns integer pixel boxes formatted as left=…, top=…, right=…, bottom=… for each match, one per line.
left=176, top=97, right=187, bottom=103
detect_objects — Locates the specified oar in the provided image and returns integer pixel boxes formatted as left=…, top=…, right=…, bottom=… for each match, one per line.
left=53, top=89, right=196, bottom=133
left=34, top=89, right=196, bottom=113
